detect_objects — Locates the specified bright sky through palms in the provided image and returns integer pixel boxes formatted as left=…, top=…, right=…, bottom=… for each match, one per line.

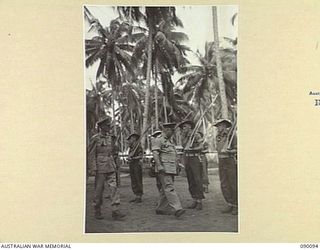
left=84, top=5, right=238, bottom=90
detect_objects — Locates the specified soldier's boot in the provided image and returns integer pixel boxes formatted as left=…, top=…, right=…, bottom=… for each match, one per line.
left=231, top=206, right=238, bottom=215
left=187, top=201, right=198, bottom=209
left=130, top=197, right=137, bottom=203
left=134, top=195, right=142, bottom=203
left=196, top=201, right=203, bottom=210
left=221, top=205, right=233, bottom=214
left=175, top=209, right=186, bottom=218
left=94, top=209, right=104, bottom=220
left=156, top=209, right=172, bottom=215
left=112, top=210, right=126, bottom=220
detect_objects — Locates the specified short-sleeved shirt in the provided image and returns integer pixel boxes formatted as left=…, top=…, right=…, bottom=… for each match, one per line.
left=182, top=132, right=202, bottom=153
left=128, top=143, right=143, bottom=166
left=88, top=133, right=116, bottom=173
left=152, top=135, right=177, bottom=174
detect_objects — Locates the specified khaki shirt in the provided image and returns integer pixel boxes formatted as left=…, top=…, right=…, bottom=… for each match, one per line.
left=152, top=135, right=177, bottom=174
left=182, top=132, right=202, bottom=153
left=88, top=133, right=116, bottom=173
left=128, top=143, right=143, bottom=166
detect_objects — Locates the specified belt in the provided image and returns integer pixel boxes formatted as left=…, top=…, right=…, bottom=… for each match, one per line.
left=185, top=153, right=200, bottom=157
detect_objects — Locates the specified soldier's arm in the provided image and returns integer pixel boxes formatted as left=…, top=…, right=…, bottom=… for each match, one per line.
left=151, top=138, right=164, bottom=172
left=132, top=145, right=143, bottom=160
left=88, top=135, right=98, bottom=172
left=153, top=152, right=164, bottom=172
left=191, top=134, right=204, bottom=151
left=203, top=141, right=209, bottom=151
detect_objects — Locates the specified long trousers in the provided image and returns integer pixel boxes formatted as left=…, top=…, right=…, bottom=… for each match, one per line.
left=129, top=161, right=143, bottom=196
left=156, top=173, right=183, bottom=212
left=200, top=155, right=209, bottom=186
left=184, top=156, right=205, bottom=200
left=218, top=157, right=238, bottom=206
left=155, top=174, right=162, bottom=193
left=94, top=172, right=120, bottom=212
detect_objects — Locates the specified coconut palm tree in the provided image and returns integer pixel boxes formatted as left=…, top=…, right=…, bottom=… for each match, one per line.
left=131, top=18, right=190, bottom=126
left=177, top=41, right=237, bottom=120
left=85, top=7, right=144, bottom=134
left=86, top=80, right=109, bottom=137
left=117, top=6, right=184, bottom=149
left=118, top=82, right=144, bottom=134
left=212, top=6, right=228, bottom=119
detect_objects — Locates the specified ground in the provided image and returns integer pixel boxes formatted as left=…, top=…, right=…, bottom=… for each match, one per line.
left=85, top=169, right=238, bottom=233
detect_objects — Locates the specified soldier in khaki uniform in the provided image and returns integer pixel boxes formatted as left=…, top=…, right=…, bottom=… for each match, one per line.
left=88, top=116, right=126, bottom=220
left=152, top=123, right=185, bottom=218
left=150, top=130, right=162, bottom=192
left=127, top=133, right=144, bottom=203
left=179, top=120, right=205, bottom=210
left=197, top=132, right=210, bottom=193
left=111, top=134, right=121, bottom=187
left=214, top=119, right=238, bottom=215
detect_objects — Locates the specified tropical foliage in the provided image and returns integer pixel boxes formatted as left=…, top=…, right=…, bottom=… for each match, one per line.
left=85, top=6, right=237, bottom=152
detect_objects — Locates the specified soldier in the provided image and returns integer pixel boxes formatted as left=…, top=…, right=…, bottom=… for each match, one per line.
left=111, top=134, right=121, bottom=187
left=88, top=116, right=126, bottom=220
left=179, top=120, right=205, bottom=210
left=150, top=130, right=163, bottom=192
left=127, top=133, right=143, bottom=203
left=197, top=131, right=210, bottom=193
left=152, top=123, right=185, bottom=218
left=214, top=119, right=238, bottom=215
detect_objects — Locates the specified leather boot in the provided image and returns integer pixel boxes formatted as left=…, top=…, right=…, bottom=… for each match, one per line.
left=156, top=209, right=172, bottom=215
left=135, top=196, right=142, bottom=203
left=221, top=205, right=233, bottom=214
left=196, top=202, right=203, bottom=210
left=94, top=210, right=104, bottom=220
left=112, top=210, right=126, bottom=220
left=187, top=201, right=198, bottom=209
left=231, top=207, right=238, bottom=215
left=175, top=209, right=186, bottom=218
left=130, top=197, right=137, bottom=203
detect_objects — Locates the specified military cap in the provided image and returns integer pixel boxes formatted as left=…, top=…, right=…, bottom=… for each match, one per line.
left=127, top=132, right=140, bottom=140
left=162, top=122, right=176, bottom=129
left=151, top=130, right=162, bottom=138
left=178, top=120, right=194, bottom=129
left=97, top=115, right=112, bottom=126
left=213, top=118, right=232, bottom=128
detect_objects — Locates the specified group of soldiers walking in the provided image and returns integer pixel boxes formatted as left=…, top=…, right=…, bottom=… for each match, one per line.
left=88, top=115, right=238, bottom=221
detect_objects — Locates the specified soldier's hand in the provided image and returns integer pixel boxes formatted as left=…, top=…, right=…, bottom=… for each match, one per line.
left=158, top=169, right=165, bottom=175
left=89, top=170, right=96, bottom=176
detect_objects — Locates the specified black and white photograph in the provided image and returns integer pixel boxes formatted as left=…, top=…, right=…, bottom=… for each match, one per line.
left=84, top=5, right=238, bottom=233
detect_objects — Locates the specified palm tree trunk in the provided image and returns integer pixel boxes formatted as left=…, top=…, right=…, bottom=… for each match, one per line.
left=201, top=105, right=207, bottom=134
left=141, top=23, right=153, bottom=149
left=163, top=96, right=168, bottom=123
left=212, top=6, right=228, bottom=119
left=211, top=94, right=217, bottom=149
left=112, top=89, right=117, bottom=135
left=130, top=109, right=134, bottom=133
left=154, top=62, right=159, bottom=130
